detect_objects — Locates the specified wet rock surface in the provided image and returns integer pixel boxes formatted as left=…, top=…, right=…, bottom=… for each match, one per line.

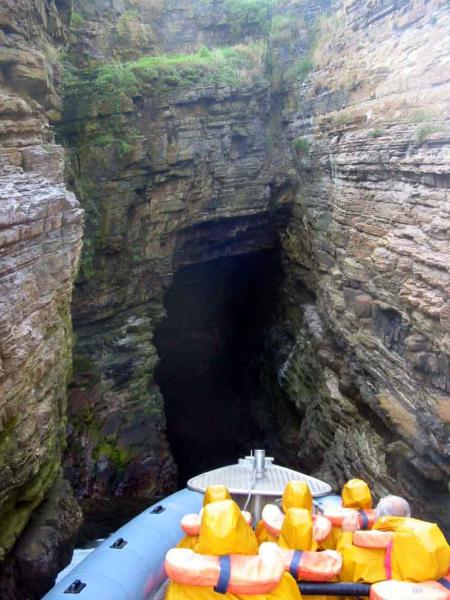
left=62, top=0, right=449, bottom=534
left=265, top=0, right=450, bottom=532
left=0, top=0, right=84, bottom=596
left=62, top=54, right=294, bottom=500
left=0, top=0, right=449, bottom=594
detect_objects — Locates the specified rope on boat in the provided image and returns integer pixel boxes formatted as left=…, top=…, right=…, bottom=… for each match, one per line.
left=243, top=468, right=257, bottom=512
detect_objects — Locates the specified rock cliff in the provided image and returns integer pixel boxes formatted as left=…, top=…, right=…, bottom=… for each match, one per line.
left=261, top=0, right=450, bottom=532
left=61, top=0, right=449, bottom=533
left=61, top=0, right=296, bottom=502
left=0, top=1, right=83, bottom=597
left=0, top=0, right=449, bottom=594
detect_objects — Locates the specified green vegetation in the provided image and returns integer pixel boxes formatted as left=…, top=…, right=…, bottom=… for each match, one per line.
left=70, top=10, right=84, bottom=29
left=411, top=111, right=434, bottom=123
left=311, top=12, right=345, bottom=69
left=94, top=442, right=132, bottom=469
left=72, top=354, right=97, bottom=374
left=415, top=124, right=442, bottom=143
left=293, top=137, right=311, bottom=154
left=331, top=111, right=352, bottom=128
left=284, top=57, right=313, bottom=83
left=224, top=0, right=274, bottom=37
left=63, top=43, right=268, bottom=118
left=270, top=13, right=304, bottom=43
left=368, top=128, right=384, bottom=138
left=118, top=9, right=140, bottom=23
left=62, top=44, right=268, bottom=172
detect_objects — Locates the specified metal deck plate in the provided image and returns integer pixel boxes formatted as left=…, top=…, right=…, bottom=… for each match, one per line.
left=187, top=463, right=332, bottom=498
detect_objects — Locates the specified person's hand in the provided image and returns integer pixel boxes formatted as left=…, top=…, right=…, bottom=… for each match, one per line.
left=342, top=511, right=359, bottom=532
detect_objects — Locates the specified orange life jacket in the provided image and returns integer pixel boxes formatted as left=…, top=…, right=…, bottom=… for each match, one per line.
left=262, top=504, right=332, bottom=543
left=370, top=574, right=450, bottom=600
left=165, top=544, right=285, bottom=595
left=323, top=508, right=376, bottom=530
left=269, top=544, right=342, bottom=582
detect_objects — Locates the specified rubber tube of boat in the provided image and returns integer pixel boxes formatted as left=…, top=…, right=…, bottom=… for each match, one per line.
left=43, top=488, right=203, bottom=600
left=298, top=582, right=371, bottom=596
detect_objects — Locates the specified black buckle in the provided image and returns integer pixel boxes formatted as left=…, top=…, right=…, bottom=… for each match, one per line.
left=110, top=537, right=128, bottom=549
left=64, top=579, right=86, bottom=594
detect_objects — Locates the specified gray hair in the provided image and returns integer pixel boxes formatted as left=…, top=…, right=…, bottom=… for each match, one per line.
left=375, top=495, right=411, bottom=519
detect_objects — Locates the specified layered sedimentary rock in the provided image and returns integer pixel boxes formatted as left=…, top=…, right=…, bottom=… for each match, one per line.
left=263, top=0, right=450, bottom=532
left=0, top=0, right=448, bottom=595
left=61, top=12, right=295, bottom=499
left=62, top=0, right=449, bottom=536
left=0, top=1, right=83, bottom=596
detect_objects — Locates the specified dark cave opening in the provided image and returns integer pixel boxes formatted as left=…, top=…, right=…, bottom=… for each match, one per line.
left=154, top=249, right=281, bottom=487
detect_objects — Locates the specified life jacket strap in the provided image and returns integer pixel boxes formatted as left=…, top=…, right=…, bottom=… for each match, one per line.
left=358, top=510, right=370, bottom=530
left=384, top=540, right=393, bottom=580
left=289, top=550, right=303, bottom=579
left=438, top=577, right=450, bottom=590
left=214, top=555, right=231, bottom=594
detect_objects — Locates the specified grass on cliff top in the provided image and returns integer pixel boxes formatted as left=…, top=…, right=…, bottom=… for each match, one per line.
left=130, top=43, right=267, bottom=85
left=64, top=43, right=268, bottom=116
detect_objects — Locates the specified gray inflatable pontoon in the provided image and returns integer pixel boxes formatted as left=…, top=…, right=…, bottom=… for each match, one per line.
left=44, top=451, right=351, bottom=599
left=43, top=488, right=203, bottom=600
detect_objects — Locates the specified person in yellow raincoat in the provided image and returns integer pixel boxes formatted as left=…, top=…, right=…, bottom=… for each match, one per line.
left=178, top=485, right=232, bottom=549
left=337, top=504, right=450, bottom=585
left=165, top=499, right=302, bottom=600
left=320, top=478, right=374, bottom=550
left=276, top=507, right=341, bottom=600
left=256, top=481, right=323, bottom=545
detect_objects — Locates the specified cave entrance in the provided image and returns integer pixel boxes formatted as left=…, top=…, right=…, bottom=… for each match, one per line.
left=154, top=249, right=281, bottom=487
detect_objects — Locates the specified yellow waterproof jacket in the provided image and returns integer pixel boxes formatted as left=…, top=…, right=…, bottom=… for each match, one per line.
left=203, top=485, right=232, bottom=506
left=255, top=520, right=278, bottom=545
left=166, top=500, right=302, bottom=600
left=373, top=516, right=450, bottom=582
left=256, top=481, right=312, bottom=546
left=322, top=479, right=373, bottom=551
left=276, top=508, right=336, bottom=600
left=177, top=485, right=233, bottom=550
left=282, top=481, right=313, bottom=513
left=338, top=516, right=450, bottom=584
left=257, top=481, right=334, bottom=550
left=337, top=531, right=385, bottom=583
left=278, top=508, right=315, bottom=552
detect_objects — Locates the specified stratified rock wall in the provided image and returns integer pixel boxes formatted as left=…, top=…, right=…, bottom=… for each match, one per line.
left=265, top=0, right=450, bottom=531
left=62, top=0, right=449, bottom=534
left=0, top=1, right=83, bottom=596
left=61, top=34, right=295, bottom=500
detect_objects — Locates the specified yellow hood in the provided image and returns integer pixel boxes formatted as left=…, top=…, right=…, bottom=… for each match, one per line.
left=282, top=480, right=313, bottom=513
left=342, top=479, right=372, bottom=509
left=203, top=485, right=232, bottom=506
left=195, top=499, right=259, bottom=556
left=278, top=508, right=315, bottom=551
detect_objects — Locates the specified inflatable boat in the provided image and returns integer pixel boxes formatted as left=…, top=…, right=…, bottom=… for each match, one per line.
left=42, top=451, right=424, bottom=599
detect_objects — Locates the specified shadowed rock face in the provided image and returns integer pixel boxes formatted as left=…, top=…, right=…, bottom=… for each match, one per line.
left=0, top=0, right=83, bottom=596
left=154, top=250, right=282, bottom=485
left=62, top=54, right=294, bottom=501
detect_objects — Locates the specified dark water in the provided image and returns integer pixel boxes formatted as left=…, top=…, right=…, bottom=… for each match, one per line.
left=76, top=496, right=160, bottom=546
